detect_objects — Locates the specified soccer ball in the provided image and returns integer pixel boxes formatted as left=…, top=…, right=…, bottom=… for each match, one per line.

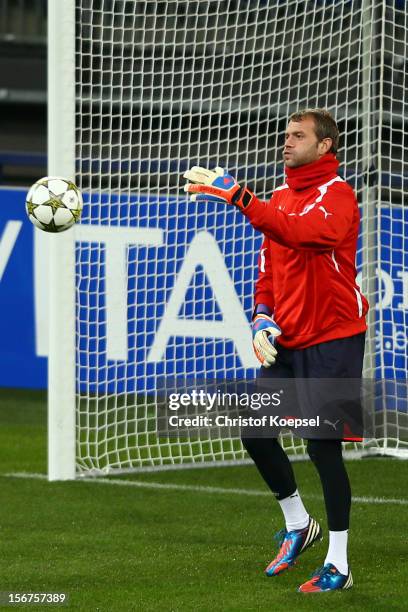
left=26, top=176, right=83, bottom=232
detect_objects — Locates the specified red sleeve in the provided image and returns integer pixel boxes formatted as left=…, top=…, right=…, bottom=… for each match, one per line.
left=254, top=237, right=275, bottom=313
left=243, top=180, right=356, bottom=251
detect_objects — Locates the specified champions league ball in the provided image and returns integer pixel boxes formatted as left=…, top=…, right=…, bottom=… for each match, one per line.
left=26, top=176, right=83, bottom=233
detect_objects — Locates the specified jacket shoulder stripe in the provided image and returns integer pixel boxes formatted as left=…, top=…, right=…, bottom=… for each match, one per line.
left=316, top=175, right=344, bottom=204
left=297, top=176, right=345, bottom=218
left=274, top=183, right=289, bottom=192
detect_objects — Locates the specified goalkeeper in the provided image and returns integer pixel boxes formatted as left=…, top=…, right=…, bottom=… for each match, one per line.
left=184, top=109, right=368, bottom=594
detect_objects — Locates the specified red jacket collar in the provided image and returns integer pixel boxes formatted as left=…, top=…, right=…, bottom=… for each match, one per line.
left=285, top=153, right=340, bottom=191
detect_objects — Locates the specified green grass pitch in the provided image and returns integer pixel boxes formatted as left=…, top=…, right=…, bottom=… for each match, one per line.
left=0, top=389, right=407, bottom=611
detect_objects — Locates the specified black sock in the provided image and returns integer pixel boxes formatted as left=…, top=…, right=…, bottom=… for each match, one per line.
left=241, top=436, right=297, bottom=500
left=307, top=439, right=351, bottom=531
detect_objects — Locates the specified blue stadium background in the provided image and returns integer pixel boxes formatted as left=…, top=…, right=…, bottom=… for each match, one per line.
left=1, top=187, right=407, bottom=390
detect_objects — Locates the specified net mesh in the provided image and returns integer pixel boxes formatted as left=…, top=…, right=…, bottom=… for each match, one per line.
left=73, top=0, right=408, bottom=474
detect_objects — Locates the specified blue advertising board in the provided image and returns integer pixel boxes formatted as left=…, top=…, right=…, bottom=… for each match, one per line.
left=0, top=187, right=407, bottom=390
left=0, top=188, right=47, bottom=387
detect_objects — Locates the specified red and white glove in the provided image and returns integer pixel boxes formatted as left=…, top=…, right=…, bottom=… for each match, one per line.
left=252, top=314, right=281, bottom=367
left=183, top=166, right=254, bottom=210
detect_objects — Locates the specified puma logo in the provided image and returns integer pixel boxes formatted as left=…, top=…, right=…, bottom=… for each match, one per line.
left=324, top=419, right=340, bottom=430
left=318, top=205, right=332, bottom=219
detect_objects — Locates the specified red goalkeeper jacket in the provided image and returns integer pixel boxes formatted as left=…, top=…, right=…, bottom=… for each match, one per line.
left=243, top=153, right=368, bottom=349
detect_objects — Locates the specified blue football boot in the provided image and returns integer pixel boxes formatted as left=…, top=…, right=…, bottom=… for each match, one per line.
left=265, top=517, right=322, bottom=576
left=298, top=563, right=353, bottom=593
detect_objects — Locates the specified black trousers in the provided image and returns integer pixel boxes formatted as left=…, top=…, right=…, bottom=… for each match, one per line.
left=242, top=333, right=365, bottom=531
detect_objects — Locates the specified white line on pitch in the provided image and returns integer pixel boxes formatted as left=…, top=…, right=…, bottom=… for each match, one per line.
left=4, top=471, right=408, bottom=506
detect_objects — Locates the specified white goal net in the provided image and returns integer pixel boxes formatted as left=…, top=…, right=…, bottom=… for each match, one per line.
left=47, top=0, right=408, bottom=479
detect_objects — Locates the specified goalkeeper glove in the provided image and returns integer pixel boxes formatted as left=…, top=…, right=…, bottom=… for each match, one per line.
left=252, top=314, right=281, bottom=368
left=183, top=166, right=254, bottom=210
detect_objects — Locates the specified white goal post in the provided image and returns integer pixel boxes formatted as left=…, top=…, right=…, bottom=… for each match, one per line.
left=47, top=0, right=76, bottom=480
left=47, top=0, right=408, bottom=480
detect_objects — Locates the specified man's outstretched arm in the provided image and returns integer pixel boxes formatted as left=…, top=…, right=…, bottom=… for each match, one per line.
left=184, top=166, right=355, bottom=250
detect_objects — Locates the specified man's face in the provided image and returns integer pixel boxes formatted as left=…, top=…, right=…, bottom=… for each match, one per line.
left=283, top=118, right=331, bottom=168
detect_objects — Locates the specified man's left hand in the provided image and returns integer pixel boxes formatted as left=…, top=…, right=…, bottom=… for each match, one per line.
left=252, top=314, right=281, bottom=367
